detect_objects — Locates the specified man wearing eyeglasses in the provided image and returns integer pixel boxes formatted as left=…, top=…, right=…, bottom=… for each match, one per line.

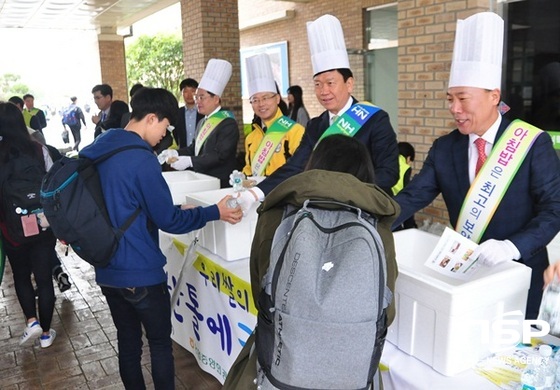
left=242, top=53, right=304, bottom=178
left=91, top=84, right=113, bottom=138
left=169, top=59, right=239, bottom=188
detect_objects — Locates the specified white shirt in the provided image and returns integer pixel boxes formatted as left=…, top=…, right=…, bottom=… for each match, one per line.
left=468, top=113, right=501, bottom=183
left=328, top=97, right=353, bottom=125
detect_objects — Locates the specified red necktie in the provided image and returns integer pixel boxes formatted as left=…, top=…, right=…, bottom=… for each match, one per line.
left=474, top=138, right=487, bottom=175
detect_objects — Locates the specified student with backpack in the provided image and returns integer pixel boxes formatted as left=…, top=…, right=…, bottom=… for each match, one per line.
left=77, top=87, right=243, bottom=390
left=0, top=102, right=57, bottom=348
left=223, top=134, right=400, bottom=389
left=62, top=96, right=87, bottom=151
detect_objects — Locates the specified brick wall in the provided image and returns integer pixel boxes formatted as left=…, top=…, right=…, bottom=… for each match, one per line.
left=397, top=0, right=490, bottom=224
left=98, top=38, right=128, bottom=102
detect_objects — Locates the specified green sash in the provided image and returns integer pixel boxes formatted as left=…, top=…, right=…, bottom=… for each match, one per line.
left=251, top=116, right=297, bottom=176
left=456, top=120, right=543, bottom=243
left=317, top=101, right=381, bottom=145
left=195, top=111, right=234, bottom=156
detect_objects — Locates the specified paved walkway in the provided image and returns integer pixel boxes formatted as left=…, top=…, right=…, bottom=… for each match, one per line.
left=0, top=242, right=223, bottom=389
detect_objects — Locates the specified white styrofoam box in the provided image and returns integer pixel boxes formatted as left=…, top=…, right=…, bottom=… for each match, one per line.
left=388, top=229, right=531, bottom=376
left=185, top=188, right=259, bottom=261
left=162, top=171, right=220, bottom=205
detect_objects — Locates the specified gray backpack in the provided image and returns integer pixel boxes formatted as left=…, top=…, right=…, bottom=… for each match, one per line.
left=255, top=199, right=391, bottom=389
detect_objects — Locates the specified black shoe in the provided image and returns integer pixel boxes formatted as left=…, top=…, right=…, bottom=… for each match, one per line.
left=57, top=273, right=71, bottom=292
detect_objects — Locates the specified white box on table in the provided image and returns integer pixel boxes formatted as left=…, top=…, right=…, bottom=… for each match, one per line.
left=388, top=229, right=531, bottom=376
left=185, top=188, right=258, bottom=261
left=162, top=171, right=220, bottom=205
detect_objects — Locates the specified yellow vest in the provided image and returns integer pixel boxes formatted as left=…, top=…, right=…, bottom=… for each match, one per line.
left=392, top=155, right=411, bottom=195
left=22, top=108, right=41, bottom=128
left=243, top=108, right=304, bottom=177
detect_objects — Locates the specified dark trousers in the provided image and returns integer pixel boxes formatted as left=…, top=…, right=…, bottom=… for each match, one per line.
left=101, top=283, right=174, bottom=390
left=5, top=234, right=56, bottom=332
left=69, top=124, right=81, bottom=151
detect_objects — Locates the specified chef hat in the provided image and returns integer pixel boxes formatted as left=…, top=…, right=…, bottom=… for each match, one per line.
left=448, top=12, right=504, bottom=90
left=198, top=59, right=232, bottom=97
left=307, top=14, right=350, bottom=76
left=246, top=53, right=277, bottom=97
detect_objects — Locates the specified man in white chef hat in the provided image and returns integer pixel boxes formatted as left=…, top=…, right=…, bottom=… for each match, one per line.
left=168, top=58, right=240, bottom=188
left=238, top=14, right=399, bottom=203
left=393, top=12, right=560, bottom=320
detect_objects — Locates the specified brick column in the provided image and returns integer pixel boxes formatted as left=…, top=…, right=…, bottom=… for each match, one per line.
left=398, top=0, right=490, bottom=224
left=97, top=28, right=128, bottom=102
left=180, top=0, right=243, bottom=150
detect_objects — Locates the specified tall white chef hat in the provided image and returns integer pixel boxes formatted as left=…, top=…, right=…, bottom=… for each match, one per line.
left=198, top=59, right=232, bottom=97
left=448, top=12, right=504, bottom=90
left=246, top=53, right=277, bottom=97
left=307, top=14, right=350, bottom=76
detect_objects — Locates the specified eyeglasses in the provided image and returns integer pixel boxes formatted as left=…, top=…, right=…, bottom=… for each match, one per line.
left=167, top=125, right=175, bottom=133
left=249, top=94, right=277, bottom=105
left=195, top=94, right=211, bottom=101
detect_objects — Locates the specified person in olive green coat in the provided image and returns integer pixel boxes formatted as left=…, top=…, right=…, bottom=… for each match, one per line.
left=223, top=135, right=400, bottom=389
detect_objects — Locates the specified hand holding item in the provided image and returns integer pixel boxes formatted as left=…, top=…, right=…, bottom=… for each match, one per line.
left=170, top=156, right=192, bottom=171
left=216, top=196, right=243, bottom=225
left=544, top=262, right=560, bottom=287
left=472, top=239, right=521, bottom=267
left=157, top=149, right=178, bottom=165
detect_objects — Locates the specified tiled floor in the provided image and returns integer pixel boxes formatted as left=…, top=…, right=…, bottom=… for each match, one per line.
left=0, top=242, right=223, bottom=389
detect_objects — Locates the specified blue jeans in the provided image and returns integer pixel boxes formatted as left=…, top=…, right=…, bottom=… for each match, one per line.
left=101, top=283, right=174, bottom=390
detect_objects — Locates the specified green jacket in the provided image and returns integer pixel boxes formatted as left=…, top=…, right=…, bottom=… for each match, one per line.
left=223, top=169, right=400, bottom=389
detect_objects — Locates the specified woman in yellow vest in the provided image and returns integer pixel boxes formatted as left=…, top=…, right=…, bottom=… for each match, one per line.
left=242, top=53, right=304, bottom=178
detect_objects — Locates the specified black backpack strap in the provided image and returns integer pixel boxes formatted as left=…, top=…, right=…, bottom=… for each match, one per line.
left=85, top=144, right=147, bottom=238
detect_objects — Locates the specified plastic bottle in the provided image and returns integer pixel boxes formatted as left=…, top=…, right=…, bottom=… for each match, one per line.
left=539, top=274, right=560, bottom=336
left=521, top=345, right=555, bottom=390
left=554, top=348, right=560, bottom=390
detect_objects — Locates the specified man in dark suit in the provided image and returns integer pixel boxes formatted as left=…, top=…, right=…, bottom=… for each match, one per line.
left=169, top=59, right=239, bottom=188
left=241, top=14, right=399, bottom=202
left=393, top=12, right=560, bottom=319
left=173, top=78, right=204, bottom=149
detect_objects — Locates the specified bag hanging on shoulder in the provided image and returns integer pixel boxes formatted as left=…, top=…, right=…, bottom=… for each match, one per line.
left=255, top=199, right=391, bottom=390
left=40, top=145, right=143, bottom=267
left=0, top=151, right=49, bottom=244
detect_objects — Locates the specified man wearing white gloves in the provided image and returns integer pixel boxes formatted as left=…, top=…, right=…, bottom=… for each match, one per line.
left=393, top=12, right=560, bottom=319
left=166, top=59, right=239, bottom=188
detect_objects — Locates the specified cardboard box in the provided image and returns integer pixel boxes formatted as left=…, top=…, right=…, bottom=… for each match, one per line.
left=162, top=171, right=220, bottom=205
left=388, top=229, right=531, bottom=376
left=185, top=188, right=258, bottom=261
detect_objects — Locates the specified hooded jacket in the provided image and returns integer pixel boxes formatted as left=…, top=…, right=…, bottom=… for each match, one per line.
left=79, top=129, right=220, bottom=288
left=223, top=169, right=400, bottom=389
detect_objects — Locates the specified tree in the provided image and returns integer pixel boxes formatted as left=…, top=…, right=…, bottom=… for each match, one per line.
left=0, top=73, right=30, bottom=101
left=126, top=34, right=184, bottom=100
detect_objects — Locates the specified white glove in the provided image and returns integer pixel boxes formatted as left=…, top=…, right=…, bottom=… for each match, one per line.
left=170, top=156, right=193, bottom=171
left=157, top=149, right=178, bottom=165
left=472, top=239, right=521, bottom=267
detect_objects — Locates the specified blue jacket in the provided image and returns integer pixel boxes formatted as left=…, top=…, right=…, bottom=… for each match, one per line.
left=80, top=129, right=220, bottom=288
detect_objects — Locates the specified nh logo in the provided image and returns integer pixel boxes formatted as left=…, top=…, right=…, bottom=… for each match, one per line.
left=339, top=118, right=356, bottom=134
left=351, top=106, right=369, bottom=120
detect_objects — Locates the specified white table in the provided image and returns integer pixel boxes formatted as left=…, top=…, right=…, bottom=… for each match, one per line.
left=161, top=231, right=257, bottom=384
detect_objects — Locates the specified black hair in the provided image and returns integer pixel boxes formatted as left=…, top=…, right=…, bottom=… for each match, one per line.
left=0, top=102, right=39, bottom=164
left=398, top=142, right=415, bottom=161
left=276, top=83, right=289, bottom=116
left=130, top=87, right=178, bottom=126
left=91, top=84, right=113, bottom=99
left=129, top=83, right=144, bottom=98
left=23, top=94, right=34, bottom=100
left=314, top=68, right=354, bottom=82
left=305, top=134, right=374, bottom=183
left=180, top=78, right=199, bottom=91
left=287, top=85, right=305, bottom=121
left=102, top=100, right=130, bottom=130
left=8, top=96, right=24, bottom=108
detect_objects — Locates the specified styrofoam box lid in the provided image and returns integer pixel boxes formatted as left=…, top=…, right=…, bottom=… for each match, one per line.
left=185, top=188, right=259, bottom=220
left=393, top=229, right=532, bottom=316
left=162, top=171, right=220, bottom=205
